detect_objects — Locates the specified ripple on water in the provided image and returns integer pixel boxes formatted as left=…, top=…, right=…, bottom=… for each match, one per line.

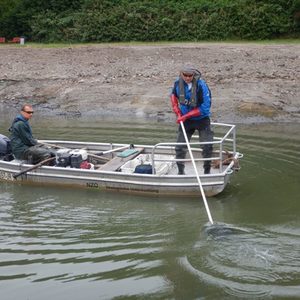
left=180, top=224, right=300, bottom=298
left=0, top=191, right=171, bottom=288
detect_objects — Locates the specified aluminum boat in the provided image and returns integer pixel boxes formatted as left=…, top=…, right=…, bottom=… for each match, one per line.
left=0, top=122, right=243, bottom=197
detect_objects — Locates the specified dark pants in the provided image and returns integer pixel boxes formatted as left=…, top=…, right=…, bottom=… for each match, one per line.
left=23, top=145, right=56, bottom=164
left=175, top=117, right=213, bottom=173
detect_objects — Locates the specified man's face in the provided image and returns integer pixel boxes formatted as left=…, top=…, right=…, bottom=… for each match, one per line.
left=21, top=106, right=34, bottom=120
left=181, top=72, right=194, bottom=84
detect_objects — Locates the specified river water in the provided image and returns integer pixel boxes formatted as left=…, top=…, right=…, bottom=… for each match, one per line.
left=0, top=117, right=299, bottom=300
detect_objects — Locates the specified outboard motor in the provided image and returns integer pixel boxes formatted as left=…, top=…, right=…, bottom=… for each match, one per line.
left=0, top=134, right=13, bottom=161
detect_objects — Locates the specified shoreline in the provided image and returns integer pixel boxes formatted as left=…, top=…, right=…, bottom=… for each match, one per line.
left=0, top=43, right=299, bottom=124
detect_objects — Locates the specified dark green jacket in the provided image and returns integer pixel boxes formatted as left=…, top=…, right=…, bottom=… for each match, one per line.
left=9, top=114, right=37, bottom=159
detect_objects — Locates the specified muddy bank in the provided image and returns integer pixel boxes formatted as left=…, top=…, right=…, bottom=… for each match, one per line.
left=0, top=43, right=299, bottom=124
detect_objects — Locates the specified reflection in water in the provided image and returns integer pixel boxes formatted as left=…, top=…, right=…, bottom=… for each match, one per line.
left=0, top=119, right=300, bottom=299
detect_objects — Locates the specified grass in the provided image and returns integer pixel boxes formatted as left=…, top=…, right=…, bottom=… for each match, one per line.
left=0, top=38, right=299, bottom=48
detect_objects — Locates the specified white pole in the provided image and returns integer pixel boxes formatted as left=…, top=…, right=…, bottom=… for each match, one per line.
left=180, top=121, right=214, bottom=224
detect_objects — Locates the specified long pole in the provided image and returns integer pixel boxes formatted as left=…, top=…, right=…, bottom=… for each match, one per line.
left=180, top=121, right=214, bottom=224
left=13, top=156, right=55, bottom=179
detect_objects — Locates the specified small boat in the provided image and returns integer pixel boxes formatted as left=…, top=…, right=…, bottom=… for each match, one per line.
left=0, top=122, right=243, bottom=197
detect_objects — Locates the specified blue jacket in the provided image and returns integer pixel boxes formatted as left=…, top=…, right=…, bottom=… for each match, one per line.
left=172, top=78, right=211, bottom=120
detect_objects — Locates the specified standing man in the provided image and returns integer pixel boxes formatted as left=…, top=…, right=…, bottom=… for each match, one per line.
left=170, top=66, right=213, bottom=175
left=9, top=104, right=54, bottom=164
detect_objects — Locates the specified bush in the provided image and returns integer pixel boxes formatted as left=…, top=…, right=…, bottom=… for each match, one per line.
left=1, top=0, right=299, bottom=42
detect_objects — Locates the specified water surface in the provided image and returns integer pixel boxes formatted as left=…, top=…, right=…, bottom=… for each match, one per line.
left=0, top=118, right=299, bottom=299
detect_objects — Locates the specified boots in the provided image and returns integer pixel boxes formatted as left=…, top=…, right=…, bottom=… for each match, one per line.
left=204, top=166, right=211, bottom=174
left=177, top=163, right=185, bottom=175
left=204, top=162, right=211, bottom=174
left=178, top=163, right=210, bottom=175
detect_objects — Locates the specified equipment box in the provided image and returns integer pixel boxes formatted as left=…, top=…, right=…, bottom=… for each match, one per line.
left=56, top=152, right=72, bottom=167
left=70, top=154, right=83, bottom=168
left=70, top=149, right=88, bottom=168
left=56, top=149, right=88, bottom=168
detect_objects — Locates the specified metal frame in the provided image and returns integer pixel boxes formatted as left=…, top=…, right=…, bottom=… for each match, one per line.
left=150, top=122, right=237, bottom=174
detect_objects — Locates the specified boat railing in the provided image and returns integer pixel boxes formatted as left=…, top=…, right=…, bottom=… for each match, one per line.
left=151, top=122, right=237, bottom=174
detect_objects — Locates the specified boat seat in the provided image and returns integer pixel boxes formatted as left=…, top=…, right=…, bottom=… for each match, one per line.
left=100, top=147, right=144, bottom=172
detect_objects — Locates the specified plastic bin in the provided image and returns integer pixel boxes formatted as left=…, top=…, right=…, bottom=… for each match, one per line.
left=120, top=154, right=174, bottom=175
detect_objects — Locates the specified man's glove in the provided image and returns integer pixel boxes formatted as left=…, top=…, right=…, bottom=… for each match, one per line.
left=171, top=94, right=181, bottom=117
left=176, top=108, right=201, bottom=124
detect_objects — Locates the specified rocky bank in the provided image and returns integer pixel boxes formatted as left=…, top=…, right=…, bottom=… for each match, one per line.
left=0, top=43, right=299, bottom=124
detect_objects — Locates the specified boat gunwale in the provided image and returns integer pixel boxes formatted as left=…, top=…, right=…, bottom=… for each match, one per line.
left=0, top=153, right=239, bottom=178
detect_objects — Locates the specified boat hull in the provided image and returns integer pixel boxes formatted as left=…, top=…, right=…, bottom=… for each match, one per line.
left=0, top=159, right=232, bottom=197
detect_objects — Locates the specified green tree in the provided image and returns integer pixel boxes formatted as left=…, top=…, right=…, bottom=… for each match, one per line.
left=1, top=0, right=299, bottom=42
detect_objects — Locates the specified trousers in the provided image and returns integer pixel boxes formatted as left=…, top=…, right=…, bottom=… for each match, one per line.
left=23, top=145, right=56, bottom=164
left=175, top=117, right=213, bottom=172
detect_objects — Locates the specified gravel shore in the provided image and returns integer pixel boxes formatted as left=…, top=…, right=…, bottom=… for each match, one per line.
left=0, top=43, right=299, bottom=124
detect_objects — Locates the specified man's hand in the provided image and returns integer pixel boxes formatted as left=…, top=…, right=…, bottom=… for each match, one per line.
left=176, top=108, right=201, bottom=124
left=176, top=115, right=187, bottom=124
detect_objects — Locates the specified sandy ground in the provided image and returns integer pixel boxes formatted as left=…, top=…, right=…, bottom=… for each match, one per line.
left=0, top=43, right=299, bottom=124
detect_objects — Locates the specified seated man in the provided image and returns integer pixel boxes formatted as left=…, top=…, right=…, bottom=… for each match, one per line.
left=9, top=104, right=55, bottom=164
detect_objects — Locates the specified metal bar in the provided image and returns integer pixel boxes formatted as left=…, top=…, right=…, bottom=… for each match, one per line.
left=180, top=121, right=214, bottom=224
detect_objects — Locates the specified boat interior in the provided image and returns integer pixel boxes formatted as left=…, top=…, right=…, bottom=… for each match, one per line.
left=2, top=123, right=242, bottom=177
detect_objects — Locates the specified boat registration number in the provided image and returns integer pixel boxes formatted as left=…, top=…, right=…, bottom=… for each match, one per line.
left=0, top=171, right=14, bottom=181
left=86, top=182, right=99, bottom=188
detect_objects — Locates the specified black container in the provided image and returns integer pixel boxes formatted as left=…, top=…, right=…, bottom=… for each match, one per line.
left=70, top=154, right=84, bottom=168
left=56, top=153, right=72, bottom=167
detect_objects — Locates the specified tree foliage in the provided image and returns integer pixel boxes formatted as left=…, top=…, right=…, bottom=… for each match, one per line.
left=0, top=0, right=299, bottom=41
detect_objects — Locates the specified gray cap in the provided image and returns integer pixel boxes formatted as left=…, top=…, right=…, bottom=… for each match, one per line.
left=180, top=65, right=195, bottom=75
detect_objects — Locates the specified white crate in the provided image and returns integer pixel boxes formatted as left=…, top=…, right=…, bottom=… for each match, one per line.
left=120, top=154, right=174, bottom=175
